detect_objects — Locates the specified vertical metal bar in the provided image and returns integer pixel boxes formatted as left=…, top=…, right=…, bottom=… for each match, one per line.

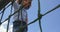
left=38, top=0, right=42, bottom=32
left=6, top=2, right=13, bottom=32
left=6, top=18, right=10, bottom=32
left=0, top=7, right=5, bottom=25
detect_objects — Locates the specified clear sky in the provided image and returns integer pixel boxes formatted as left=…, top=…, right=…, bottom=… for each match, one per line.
left=0, top=0, right=60, bottom=32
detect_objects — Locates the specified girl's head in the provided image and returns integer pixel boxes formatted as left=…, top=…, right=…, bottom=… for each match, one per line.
left=16, top=0, right=32, bottom=9
left=22, top=0, right=32, bottom=9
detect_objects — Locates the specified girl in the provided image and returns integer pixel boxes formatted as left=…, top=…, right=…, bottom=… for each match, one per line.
left=11, top=0, right=32, bottom=32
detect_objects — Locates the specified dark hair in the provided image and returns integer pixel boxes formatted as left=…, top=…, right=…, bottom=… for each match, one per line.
left=19, top=0, right=22, bottom=4
left=24, top=0, right=32, bottom=10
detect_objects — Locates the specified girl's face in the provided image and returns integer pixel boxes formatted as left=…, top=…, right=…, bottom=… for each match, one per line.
left=22, top=0, right=31, bottom=8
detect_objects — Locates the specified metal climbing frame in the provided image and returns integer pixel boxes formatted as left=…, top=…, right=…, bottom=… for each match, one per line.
left=0, top=0, right=60, bottom=32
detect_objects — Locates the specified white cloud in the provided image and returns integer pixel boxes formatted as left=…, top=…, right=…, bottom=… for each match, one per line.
left=0, top=20, right=13, bottom=32
left=0, top=26, right=6, bottom=32
left=9, top=25, right=13, bottom=32
left=0, top=20, right=8, bottom=32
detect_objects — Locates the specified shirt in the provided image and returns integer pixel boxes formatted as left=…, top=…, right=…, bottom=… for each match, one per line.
left=13, top=1, right=28, bottom=23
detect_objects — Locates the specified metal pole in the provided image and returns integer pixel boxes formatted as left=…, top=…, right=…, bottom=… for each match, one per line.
left=6, top=2, right=13, bottom=32
left=38, top=0, right=42, bottom=32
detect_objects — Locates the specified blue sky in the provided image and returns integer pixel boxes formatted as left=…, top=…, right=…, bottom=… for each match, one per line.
left=0, top=0, right=60, bottom=32
left=28, top=0, right=60, bottom=32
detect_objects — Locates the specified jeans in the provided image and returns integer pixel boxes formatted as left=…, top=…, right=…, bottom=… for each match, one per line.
left=13, top=21, right=27, bottom=32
